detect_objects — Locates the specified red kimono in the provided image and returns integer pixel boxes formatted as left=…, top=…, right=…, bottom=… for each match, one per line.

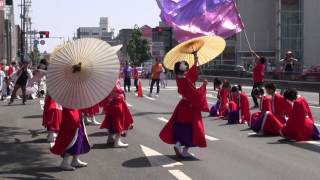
left=249, top=96, right=272, bottom=127
left=228, top=93, right=250, bottom=124
left=42, top=95, right=62, bottom=132
left=271, top=93, right=292, bottom=124
left=51, top=108, right=88, bottom=156
left=81, top=104, right=100, bottom=116
left=100, top=81, right=134, bottom=134
left=280, top=97, right=320, bottom=141
left=210, top=88, right=229, bottom=117
left=159, top=65, right=209, bottom=148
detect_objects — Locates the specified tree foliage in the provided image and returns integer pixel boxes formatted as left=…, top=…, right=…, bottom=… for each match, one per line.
left=127, top=25, right=150, bottom=66
left=30, top=47, right=41, bottom=65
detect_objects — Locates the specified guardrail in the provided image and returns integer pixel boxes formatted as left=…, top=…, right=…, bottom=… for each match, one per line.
left=199, top=75, right=320, bottom=105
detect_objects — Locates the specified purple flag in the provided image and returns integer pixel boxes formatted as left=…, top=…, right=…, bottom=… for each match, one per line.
left=156, top=0, right=244, bottom=42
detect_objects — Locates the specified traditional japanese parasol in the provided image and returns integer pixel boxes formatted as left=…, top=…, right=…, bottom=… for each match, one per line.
left=46, top=38, right=121, bottom=109
left=163, top=36, right=226, bottom=70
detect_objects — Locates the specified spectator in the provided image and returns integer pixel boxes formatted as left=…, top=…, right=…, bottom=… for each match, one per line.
left=251, top=56, right=266, bottom=109
left=122, top=62, right=132, bottom=92
left=160, top=69, right=166, bottom=88
left=133, top=64, right=139, bottom=92
left=149, top=58, right=163, bottom=97
left=8, top=62, right=33, bottom=105
left=280, top=51, right=298, bottom=72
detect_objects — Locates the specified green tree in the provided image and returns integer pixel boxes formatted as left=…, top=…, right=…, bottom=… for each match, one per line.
left=30, top=47, right=41, bottom=65
left=127, top=25, right=150, bottom=66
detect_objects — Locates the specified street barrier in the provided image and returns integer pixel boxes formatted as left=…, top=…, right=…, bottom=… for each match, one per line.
left=200, top=75, right=320, bottom=105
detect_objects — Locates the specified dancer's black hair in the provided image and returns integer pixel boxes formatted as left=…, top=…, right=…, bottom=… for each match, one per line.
left=174, top=61, right=189, bottom=75
left=283, top=88, right=298, bottom=101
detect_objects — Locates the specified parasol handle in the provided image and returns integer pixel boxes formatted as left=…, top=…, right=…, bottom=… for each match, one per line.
left=72, top=62, right=82, bottom=73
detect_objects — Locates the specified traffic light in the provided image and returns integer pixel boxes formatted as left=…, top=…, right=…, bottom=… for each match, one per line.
left=157, top=27, right=164, bottom=33
left=39, top=31, right=50, bottom=38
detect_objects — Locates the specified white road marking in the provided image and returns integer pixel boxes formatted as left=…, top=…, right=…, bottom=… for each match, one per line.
left=39, top=100, right=45, bottom=110
left=127, top=103, right=133, bottom=107
left=144, top=95, right=156, bottom=101
left=299, top=141, right=320, bottom=146
left=315, top=123, right=320, bottom=127
left=158, top=117, right=169, bottom=123
left=157, top=117, right=219, bottom=141
left=168, top=170, right=192, bottom=180
left=311, top=106, right=320, bottom=109
left=140, top=145, right=183, bottom=168
left=248, top=132, right=257, bottom=136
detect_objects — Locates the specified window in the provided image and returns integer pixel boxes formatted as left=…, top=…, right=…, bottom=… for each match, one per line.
left=281, top=0, right=303, bottom=60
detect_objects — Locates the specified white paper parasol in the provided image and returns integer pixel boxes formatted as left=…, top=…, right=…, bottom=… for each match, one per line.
left=46, top=38, right=121, bottom=109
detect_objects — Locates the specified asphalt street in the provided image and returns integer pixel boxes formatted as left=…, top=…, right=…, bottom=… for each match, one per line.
left=0, top=79, right=320, bottom=180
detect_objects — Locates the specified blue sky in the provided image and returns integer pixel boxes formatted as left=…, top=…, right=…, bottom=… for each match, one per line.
left=14, top=0, right=161, bottom=52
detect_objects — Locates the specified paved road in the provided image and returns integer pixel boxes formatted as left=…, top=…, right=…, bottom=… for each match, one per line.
left=0, top=79, right=320, bottom=180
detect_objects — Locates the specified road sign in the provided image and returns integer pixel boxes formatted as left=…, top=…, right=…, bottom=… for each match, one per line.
left=40, top=40, right=45, bottom=45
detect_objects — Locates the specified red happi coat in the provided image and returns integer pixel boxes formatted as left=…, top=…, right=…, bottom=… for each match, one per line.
left=81, top=104, right=100, bottom=116
left=42, top=95, right=62, bottom=132
left=280, top=97, right=316, bottom=141
left=249, top=96, right=272, bottom=127
left=218, top=88, right=230, bottom=116
left=159, top=65, right=209, bottom=147
left=100, top=81, right=134, bottom=134
left=271, top=93, right=292, bottom=124
left=51, top=108, right=82, bottom=155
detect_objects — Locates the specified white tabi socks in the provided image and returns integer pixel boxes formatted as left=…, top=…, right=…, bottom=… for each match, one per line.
left=174, top=142, right=183, bottom=157
left=71, top=155, right=88, bottom=168
left=60, top=154, right=76, bottom=171
left=114, top=134, right=128, bottom=148
left=47, top=131, right=56, bottom=143
left=181, top=147, right=193, bottom=158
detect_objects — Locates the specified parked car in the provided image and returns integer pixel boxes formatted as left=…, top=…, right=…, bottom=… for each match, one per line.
left=203, top=64, right=252, bottom=78
left=298, top=65, right=320, bottom=81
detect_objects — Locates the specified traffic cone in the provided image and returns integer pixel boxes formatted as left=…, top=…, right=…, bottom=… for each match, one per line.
left=137, top=80, right=143, bottom=97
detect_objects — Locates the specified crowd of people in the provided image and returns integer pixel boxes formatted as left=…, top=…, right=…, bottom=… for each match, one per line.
left=5, top=52, right=318, bottom=171
left=0, top=60, right=47, bottom=104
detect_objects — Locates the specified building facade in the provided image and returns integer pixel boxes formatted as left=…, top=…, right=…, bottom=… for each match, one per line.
left=77, top=17, right=114, bottom=42
left=231, top=0, right=320, bottom=70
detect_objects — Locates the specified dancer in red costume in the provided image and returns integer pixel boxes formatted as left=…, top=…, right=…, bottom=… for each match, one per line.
left=210, top=80, right=231, bottom=118
left=249, top=88, right=272, bottom=133
left=228, top=85, right=250, bottom=124
left=81, top=104, right=101, bottom=125
left=159, top=52, right=209, bottom=158
left=250, top=83, right=293, bottom=136
left=280, top=89, right=320, bottom=141
left=42, top=94, right=62, bottom=142
left=100, top=80, right=134, bottom=148
left=51, top=108, right=90, bottom=171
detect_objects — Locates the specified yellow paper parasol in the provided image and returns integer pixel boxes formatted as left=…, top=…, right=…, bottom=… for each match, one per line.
left=163, top=36, right=226, bottom=70
left=46, top=38, right=121, bottom=109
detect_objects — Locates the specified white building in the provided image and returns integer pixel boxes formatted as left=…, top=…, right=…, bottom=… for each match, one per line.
left=77, top=17, right=114, bottom=42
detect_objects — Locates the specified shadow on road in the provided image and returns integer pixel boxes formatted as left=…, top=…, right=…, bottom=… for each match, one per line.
left=122, top=155, right=199, bottom=168
left=0, top=126, right=57, bottom=179
left=23, top=115, right=43, bottom=119
left=88, top=131, right=107, bottom=137
left=268, top=139, right=320, bottom=154
left=132, top=112, right=172, bottom=117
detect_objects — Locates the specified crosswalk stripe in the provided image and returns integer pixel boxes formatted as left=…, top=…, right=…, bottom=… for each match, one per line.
left=157, top=117, right=219, bottom=141
left=168, top=170, right=192, bottom=180
left=140, top=145, right=183, bottom=168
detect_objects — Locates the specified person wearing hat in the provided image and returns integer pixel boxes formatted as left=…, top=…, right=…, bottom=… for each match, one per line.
left=280, top=51, right=298, bottom=72
left=159, top=52, right=209, bottom=158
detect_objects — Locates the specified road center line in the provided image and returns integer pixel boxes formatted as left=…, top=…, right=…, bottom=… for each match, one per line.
left=157, top=117, right=219, bottom=141
left=168, top=170, right=192, bottom=180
